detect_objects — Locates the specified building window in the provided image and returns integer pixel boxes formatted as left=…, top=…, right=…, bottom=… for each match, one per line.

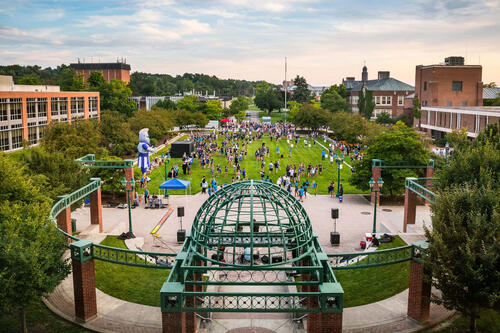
left=422, top=100, right=428, bottom=106
left=452, top=81, right=463, bottom=92
left=51, top=98, right=59, bottom=116
left=462, top=101, right=468, bottom=106
left=387, top=96, right=392, bottom=105
left=27, top=98, right=37, bottom=118
left=0, top=127, right=8, bottom=151
left=28, top=123, right=37, bottom=144
left=10, top=98, right=22, bottom=120
left=0, top=99, right=7, bottom=121
left=424, top=81, right=427, bottom=91
left=60, top=98, right=67, bottom=115
left=89, top=97, right=98, bottom=117
left=11, top=128, right=23, bottom=149
left=77, top=97, right=84, bottom=114
left=38, top=98, right=47, bottom=118
left=446, top=101, right=452, bottom=106
left=398, top=96, right=404, bottom=106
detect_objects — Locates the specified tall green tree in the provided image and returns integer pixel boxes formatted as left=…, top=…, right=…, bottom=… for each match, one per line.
left=229, top=96, right=249, bottom=115
left=357, top=89, right=375, bottom=119
left=154, top=98, right=177, bottom=110
left=293, top=103, right=330, bottom=131
left=321, top=86, right=350, bottom=113
left=425, top=124, right=500, bottom=332
left=99, top=110, right=137, bottom=157
left=18, top=75, right=42, bottom=85
left=292, top=75, right=313, bottom=103
left=177, top=95, right=202, bottom=113
left=413, top=97, right=422, bottom=129
left=0, top=154, right=71, bottom=333
left=88, top=73, right=137, bottom=117
left=350, top=121, right=429, bottom=196
left=254, top=82, right=281, bottom=114
left=204, top=100, right=223, bottom=119
left=329, top=112, right=384, bottom=144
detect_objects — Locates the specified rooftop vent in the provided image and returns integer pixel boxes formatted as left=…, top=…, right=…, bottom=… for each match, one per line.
left=378, top=71, right=390, bottom=79
left=445, top=56, right=465, bottom=66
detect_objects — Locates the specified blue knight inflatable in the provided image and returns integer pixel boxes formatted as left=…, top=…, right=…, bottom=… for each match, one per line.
left=137, top=128, right=156, bottom=175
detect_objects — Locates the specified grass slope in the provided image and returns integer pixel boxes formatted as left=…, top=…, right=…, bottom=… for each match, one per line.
left=136, top=134, right=367, bottom=196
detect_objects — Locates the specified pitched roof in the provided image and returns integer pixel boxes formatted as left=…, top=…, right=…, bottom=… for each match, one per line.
left=483, top=87, right=500, bottom=99
left=345, top=77, right=414, bottom=92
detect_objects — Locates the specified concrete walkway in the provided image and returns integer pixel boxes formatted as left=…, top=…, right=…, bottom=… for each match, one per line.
left=46, top=193, right=446, bottom=332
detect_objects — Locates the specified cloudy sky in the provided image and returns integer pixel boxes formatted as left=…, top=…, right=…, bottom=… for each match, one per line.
left=1, top=0, right=499, bottom=86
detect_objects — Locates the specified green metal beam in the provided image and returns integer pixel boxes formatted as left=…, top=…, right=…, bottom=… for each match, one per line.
left=405, top=177, right=438, bottom=203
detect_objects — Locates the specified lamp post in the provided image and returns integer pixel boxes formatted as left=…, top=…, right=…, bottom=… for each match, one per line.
left=121, top=177, right=136, bottom=239
left=162, top=153, right=168, bottom=196
left=369, top=177, right=384, bottom=234
left=445, top=141, right=450, bottom=159
left=335, top=154, right=344, bottom=197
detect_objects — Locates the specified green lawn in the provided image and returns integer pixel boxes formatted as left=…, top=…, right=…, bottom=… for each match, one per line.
left=94, top=236, right=170, bottom=307
left=334, top=236, right=410, bottom=307
left=428, top=309, right=500, bottom=333
left=0, top=300, right=90, bottom=333
left=136, top=134, right=367, bottom=196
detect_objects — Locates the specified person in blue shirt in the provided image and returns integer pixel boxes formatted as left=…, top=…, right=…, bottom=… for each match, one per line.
left=299, top=187, right=304, bottom=202
left=321, top=150, right=325, bottom=160
left=242, top=168, right=246, bottom=179
left=276, top=146, right=280, bottom=155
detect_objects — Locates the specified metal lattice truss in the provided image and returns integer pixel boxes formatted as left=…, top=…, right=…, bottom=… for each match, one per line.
left=372, top=159, right=434, bottom=169
left=75, top=154, right=134, bottom=168
left=405, top=177, right=438, bottom=203
left=161, top=180, right=344, bottom=313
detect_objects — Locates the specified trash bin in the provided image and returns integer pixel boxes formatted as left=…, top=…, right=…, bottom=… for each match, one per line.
left=71, top=218, right=77, bottom=233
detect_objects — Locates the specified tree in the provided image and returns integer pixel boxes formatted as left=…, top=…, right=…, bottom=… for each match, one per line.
left=321, top=86, right=350, bottom=113
left=254, top=82, right=281, bottom=114
left=57, top=67, right=87, bottom=91
left=154, top=98, right=177, bottom=110
left=177, top=95, right=202, bottom=113
left=192, top=111, right=209, bottom=128
left=357, top=89, right=375, bottom=119
left=293, top=103, right=330, bottom=131
left=99, top=110, right=137, bottom=157
left=0, top=154, right=71, bottom=332
left=349, top=121, right=429, bottom=197
left=425, top=125, right=500, bottom=332
left=287, top=100, right=301, bottom=123
left=292, top=75, right=313, bottom=103
left=375, top=111, right=393, bottom=124
left=483, top=82, right=497, bottom=88
left=329, top=112, right=384, bottom=144
left=18, top=75, right=42, bottom=85
left=234, top=110, right=247, bottom=122
left=329, top=84, right=348, bottom=99
left=413, top=97, right=422, bottom=129
left=229, top=95, right=249, bottom=115
left=446, top=128, right=468, bottom=150
left=128, top=108, right=175, bottom=144
left=204, top=100, right=223, bottom=119
left=88, top=74, right=137, bottom=117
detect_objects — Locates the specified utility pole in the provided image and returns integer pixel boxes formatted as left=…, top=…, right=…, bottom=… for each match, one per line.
left=284, top=57, right=287, bottom=125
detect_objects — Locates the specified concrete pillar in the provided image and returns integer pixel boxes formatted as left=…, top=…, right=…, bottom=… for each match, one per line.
left=162, top=312, right=184, bottom=333
left=371, top=167, right=381, bottom=204
left=21, top=97, right=28, bottom=142
left=67, top=96, right=71, bottom=124
left=84, top=96, right=89, bottom=119
left=407, top=260, right=431, bottom=323
left=124, top=167, right=135, bottom=200
left=72, top=258, right=97, bottom=321
left=90, top=188, right=103, bottom=233
left=403, top=188, right=417, bottom=233
left=56, top=206, right=72, bottom=235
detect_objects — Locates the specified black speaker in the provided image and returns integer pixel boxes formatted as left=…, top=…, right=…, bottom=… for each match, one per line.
left=261, top=255, right=269, bottom=264
left=272, top=256, right=283, bottom=263
left=177, top=229, right=186, bottom=242
left=330, top=232, right=340, bottom=246
left=177, top=206, right=185, bottom=217
left=331, top=208, right=339, bottom=219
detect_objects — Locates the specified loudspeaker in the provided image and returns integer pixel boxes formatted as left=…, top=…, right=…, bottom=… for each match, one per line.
left=177, top=206, right=185, bottom=217
left=272, top=256, right=283, bottom=263
left=331, top=208, right=339, bottom=219
left=330, top=232, right=340, bottom=246
left=261, top=255, right=269, bottom=264
left=177, top=229, right=186, bottom=242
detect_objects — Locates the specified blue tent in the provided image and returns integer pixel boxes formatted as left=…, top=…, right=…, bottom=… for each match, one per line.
left=159, top=178, right=190, bottom=189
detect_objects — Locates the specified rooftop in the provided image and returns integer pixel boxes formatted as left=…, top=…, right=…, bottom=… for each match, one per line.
left=344, top=77, right=414, bottom=92
left=70, top=62, right=131, bottom=70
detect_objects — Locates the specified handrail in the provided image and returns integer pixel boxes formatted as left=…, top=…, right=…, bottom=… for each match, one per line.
left=75, top=154, right=133, bottom=168
left=372, top=158, right=434, bottom=169
left=49, top=178, right=102, bottom=221
left=405, top=177, right=438, bottom=203
left=327, top=245, right=414, bottom=269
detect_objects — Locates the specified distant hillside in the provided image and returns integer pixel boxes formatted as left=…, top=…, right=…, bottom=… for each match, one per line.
left=0, top=64, right=260, bottom=97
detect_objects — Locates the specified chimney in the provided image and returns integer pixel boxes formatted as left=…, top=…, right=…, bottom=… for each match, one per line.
left=378, top=71, right=390, bottom=80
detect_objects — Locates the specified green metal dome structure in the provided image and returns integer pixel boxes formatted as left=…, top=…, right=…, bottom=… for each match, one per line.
left=161, top=180, right=344, bottom=315
left=190, top=180, right=315, bottom=267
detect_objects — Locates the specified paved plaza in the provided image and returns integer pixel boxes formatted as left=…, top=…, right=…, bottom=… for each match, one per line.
left=45, top=191, right=446, bottom=332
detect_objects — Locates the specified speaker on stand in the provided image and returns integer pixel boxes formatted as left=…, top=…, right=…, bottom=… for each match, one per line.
left=330, top=208, right=340, bottom=246
left=177, top=206, right=185, bottom=242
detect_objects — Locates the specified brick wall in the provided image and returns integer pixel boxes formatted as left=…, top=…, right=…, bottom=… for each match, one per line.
left=407, top=260, right=431, bottom=322
left=72, top=259, right=97, bottom=321
left=162, top=312, right=184, bottom=333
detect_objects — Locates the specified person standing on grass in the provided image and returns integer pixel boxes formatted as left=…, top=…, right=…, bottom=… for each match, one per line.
left=289, top=146, right=292, bottom=158
left=276, top=146, right=280, bottom=156
left=201, top=177, right=208, bottom=194
left=299, top=186, right=304, bottom=202
left=321, top=150, right=325, bottom=160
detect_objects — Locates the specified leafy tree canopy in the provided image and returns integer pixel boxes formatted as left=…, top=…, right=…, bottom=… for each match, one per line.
left=204, top=99, right=223, bottom=119
left=254, top=81, right=281, bottom=114
left=229, top=96, right=250, bottom=116
left=293, top=103, right=330, bottom=131
left=329, top=112, right=384, bottom=144
left=291, top=75, right=313, bottom=103
left=349, top=121, right=429, bottom=196
left=321, top=86, right=350, bottom=113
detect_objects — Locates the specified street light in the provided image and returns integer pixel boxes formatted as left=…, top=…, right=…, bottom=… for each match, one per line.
left=335, top=154, right=344, bottom=197
left=369, top=177, right=384, bottom=234
left=121, top=177, right=136, bottom=239
left=161, top=153, right=169, bottom=196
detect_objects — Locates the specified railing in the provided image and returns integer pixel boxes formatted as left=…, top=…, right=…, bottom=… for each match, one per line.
left=49, top=178, right=102, bottom=221
left=327, top=245, right=413, bottom=269
left=75, top=154, right=133, bottom=168
left=372, top=159, right=434, bottom=169
left=406, top=177, right=438, bottom=203
left=93, top=244, right=176, bottom=269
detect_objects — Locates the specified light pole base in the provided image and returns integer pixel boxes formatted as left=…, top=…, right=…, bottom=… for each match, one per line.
left=118, top=231, right=136, bottom=240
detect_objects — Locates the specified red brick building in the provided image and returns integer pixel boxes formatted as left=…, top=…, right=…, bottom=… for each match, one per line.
left=0, top=75, right=99, bottom=152
left=70, top=61, right=131, bottom=84
left=343, top=66, right=414, bottom=118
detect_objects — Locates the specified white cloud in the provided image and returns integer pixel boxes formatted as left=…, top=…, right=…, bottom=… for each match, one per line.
left=38, top=8, right=65, bottom=21
left=178, top=19, right=212, bottom=34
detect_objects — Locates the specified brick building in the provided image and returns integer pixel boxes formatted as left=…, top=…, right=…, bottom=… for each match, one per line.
left=70, top=61, right=131, bottom=84
left=343, top=66, right=414, bottom=118
left=413, top=56, right=499, bottom=138
left=0, top=75, right=99, bottom=152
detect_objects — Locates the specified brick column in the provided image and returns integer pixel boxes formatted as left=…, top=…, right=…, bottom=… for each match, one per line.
left=184, top=283, right=196, bottom=333
left=124, top=167, right=135, bottom=199
left=408, top=260, right=431, bottom=322
left=307, top=285, right=321, bottom=333
left=162, top=312, right=184, bottom=333
left=371, top=167, right=381, bottom=204
left=403, top=188, right=417, bottom=232
left=47, top=97, right=52, bottom=123
left=425, top=167, right=434, bottom=205
left=321, top=313, right=343, bottom=333
left=67, top=96, right=72, bottom=124
left=72, top=258, right=97, bottom=321
left=56, top=206, right=72, bottom=235
left=90, top=188, right=103, bottom=233
left=83, top=96, right=89, bottom=119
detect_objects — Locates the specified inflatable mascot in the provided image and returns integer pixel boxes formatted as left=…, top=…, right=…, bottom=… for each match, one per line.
left=137, top=128, right=156, bottom=175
